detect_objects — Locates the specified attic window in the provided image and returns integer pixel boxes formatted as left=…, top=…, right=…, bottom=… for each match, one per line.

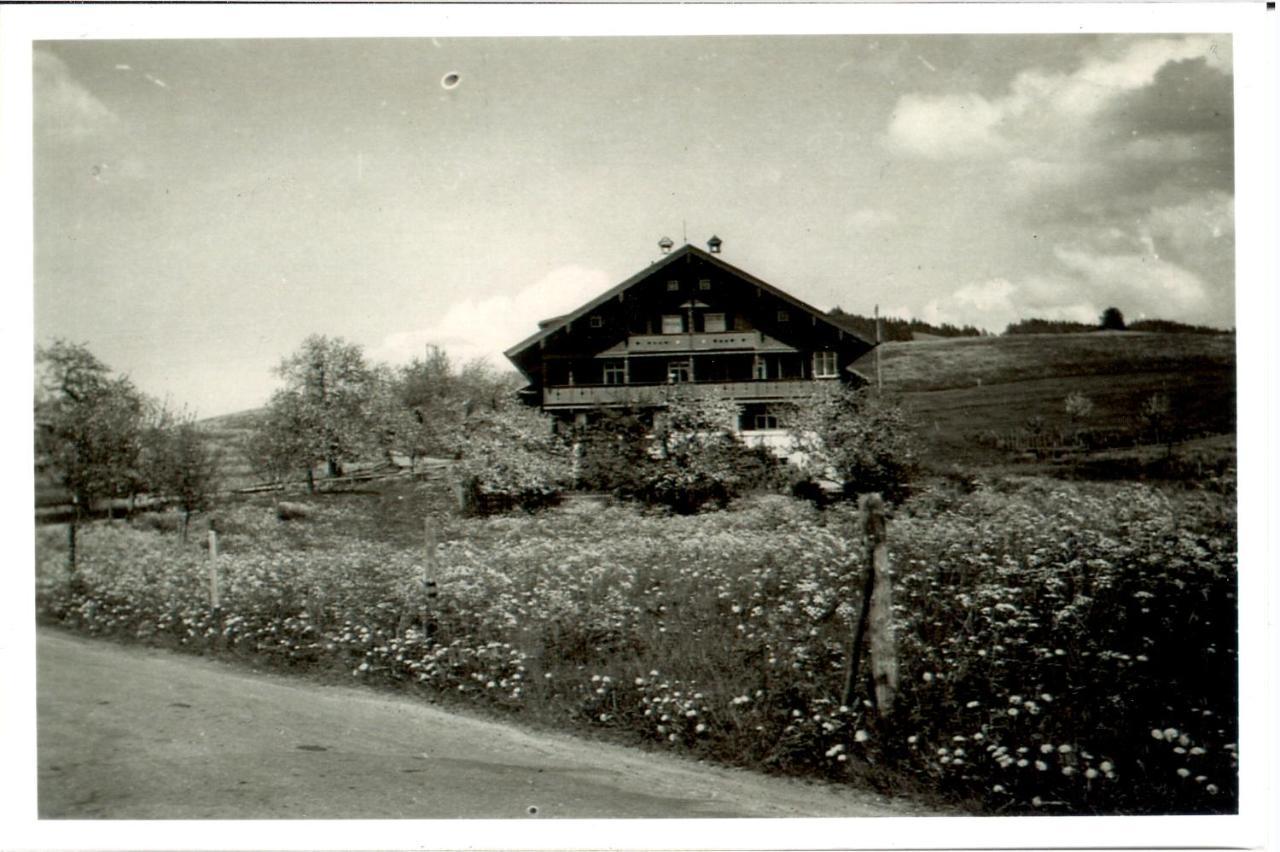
left=698, top=278, right=712, bottom=291
left=666, top=279, right=680, bottom=291
left=777, top=310, right=790, bottom=323
left=589, top=315, right=603, bottom=328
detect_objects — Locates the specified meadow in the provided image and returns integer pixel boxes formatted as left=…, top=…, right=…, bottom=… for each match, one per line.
left=36, top=474, right=1237, bottom=816
left=854, top=332, right=1236, bottom=470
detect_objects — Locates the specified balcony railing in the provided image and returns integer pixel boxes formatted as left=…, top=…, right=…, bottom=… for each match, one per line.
left=625, top=331, right=770, bottom=353
left=542, top=379, right=829, bottom=408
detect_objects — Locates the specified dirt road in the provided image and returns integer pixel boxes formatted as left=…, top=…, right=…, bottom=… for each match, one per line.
left=37, top=629, right=920, bottom=819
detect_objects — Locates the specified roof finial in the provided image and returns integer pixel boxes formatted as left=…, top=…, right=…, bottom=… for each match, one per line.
left=658, top=236, right=674, bottom=254
left=707, top=234, right=723, bottom=254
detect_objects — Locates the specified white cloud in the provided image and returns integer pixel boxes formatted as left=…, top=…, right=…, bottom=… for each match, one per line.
left=883, top=36, right=1227, bottom=160
left=372, top=265, right=612, bottom=371
left=1052, top=245, right=1210, bottom=316
left=885, top=92, right=1007, bottom=160
left=34, top=49, right=119, bottom=139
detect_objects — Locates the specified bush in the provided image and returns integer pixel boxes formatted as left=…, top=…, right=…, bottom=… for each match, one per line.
left=454, top=405, right=571, bottom=515
left=789, top=386, right=918, bottom=503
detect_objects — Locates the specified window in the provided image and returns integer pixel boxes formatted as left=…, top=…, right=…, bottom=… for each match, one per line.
left=703, top=312, right=726, bottom=333
left=589, top=315, right=603, bottom=329
left=753, top=356, right=768, bottom=380
left=661, top=314, right=684, bottom=334
left=813, top=351, right=839, bottom=378
left=699, top=278, right=712, bottom=291
left=666, top=279, right=680, bottom=291
left=753, top=413, right=780, bottom=430
left=602, top=360, right=626, bottom=385
left=777, top=310, right=790, bottom=323
left=667, top=359, right=692, bottom=383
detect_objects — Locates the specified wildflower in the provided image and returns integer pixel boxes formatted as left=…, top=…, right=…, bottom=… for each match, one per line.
left=907, top=735, right=918, bottom=745
left=1100, top=761, right=1114, bottom=772
left=1177, top=768, right=1191, bottom=778
left=1206, top=784, right=1219, bottom=794
left=1035, top=761, right=1048, bottom=771
left=1163, top=727, right=1179, bottom=741
left=855, top=730, right=869, bottom=743
left=992, top=784, right=1006, bottom=794
left=1058, top=744, right=1073, bottom=754
left=1190, top=747, right=1206, bottom=755
left=1061, top=766, right=1076, bottom=777
left=966, top=701, right=980, bottom=709
left=1040, top=744, right=1054, bottom=754
left=1085, top=768, right=1099, bottom=779
left=1007, top=708, right=1019, bottom=717
left=1152, top=729, right=1165, bottom=740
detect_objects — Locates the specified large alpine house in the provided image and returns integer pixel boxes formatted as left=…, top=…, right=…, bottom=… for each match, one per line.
left=505, top=237, right=875, bottom=436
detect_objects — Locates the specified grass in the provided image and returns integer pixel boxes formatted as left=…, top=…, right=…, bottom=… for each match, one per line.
left=849, top=332, right=1235, bottom=469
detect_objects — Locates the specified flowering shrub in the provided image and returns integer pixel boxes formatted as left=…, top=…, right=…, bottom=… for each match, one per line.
left=36, top=477, right=1236, bottom=814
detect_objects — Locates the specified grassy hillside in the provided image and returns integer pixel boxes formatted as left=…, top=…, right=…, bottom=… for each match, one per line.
left=197, top=408, right=266, bottom=492
left=853, top=331, right=1236, bottom=469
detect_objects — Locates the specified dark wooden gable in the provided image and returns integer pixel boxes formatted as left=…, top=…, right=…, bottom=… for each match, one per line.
left=505, top=244, right=875, bottom=382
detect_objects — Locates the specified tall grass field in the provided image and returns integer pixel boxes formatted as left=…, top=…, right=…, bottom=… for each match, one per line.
left=36, top=475, right=1237, bottom=815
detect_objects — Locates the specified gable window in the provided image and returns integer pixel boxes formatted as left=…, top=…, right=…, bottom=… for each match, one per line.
left=666, top=279, right=680, bottom=291
left=602, top=359, right=626, bottom=385
left=667, top=359, right=692, bottom=383
left=813, top=351, right=839, bottom=378
left=699, top=278, right=712, bottom=291
left=703, top=312, right=726, bottom=333
left=661, top=314, right=684, bottom=335
left=777, top=310, right=790, bottom=323
left=589, top=315, right=603, bottom=329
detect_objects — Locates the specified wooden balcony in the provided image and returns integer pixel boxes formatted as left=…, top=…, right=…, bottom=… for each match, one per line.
left=542, top=379, right=829, bottom=409
left=618, top=330, right=796, bottom=355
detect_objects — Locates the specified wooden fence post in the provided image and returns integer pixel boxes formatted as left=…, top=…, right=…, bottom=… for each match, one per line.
left=208, top=529, right=222, bottom=651
left=422, top=517, right=439, bottom=638
left=841, top=493, right=899, bottom=717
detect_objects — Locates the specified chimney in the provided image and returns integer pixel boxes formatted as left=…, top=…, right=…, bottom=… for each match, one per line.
left=707, top=235, right=722, bottom=254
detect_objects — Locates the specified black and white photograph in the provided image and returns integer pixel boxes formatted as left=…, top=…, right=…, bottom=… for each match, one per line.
left=3, top=3, right=1274, bottom=850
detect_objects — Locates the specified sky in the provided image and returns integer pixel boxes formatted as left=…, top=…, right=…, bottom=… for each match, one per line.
left=32, top=33, right=1235, bottom=417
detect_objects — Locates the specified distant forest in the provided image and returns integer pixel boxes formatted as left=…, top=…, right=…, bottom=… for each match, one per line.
left=826, top=308, right=986, bottom=342
left=828, top=308, right=1232, bottom=340
left=1003, top=317, right=1233, bottom=336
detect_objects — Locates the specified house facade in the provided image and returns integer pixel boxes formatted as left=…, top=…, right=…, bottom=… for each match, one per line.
left=504, top=238, right=875, bottom=439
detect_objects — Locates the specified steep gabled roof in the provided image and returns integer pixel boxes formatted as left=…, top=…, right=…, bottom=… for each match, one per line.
left=504, top=244, right=875, bottom=363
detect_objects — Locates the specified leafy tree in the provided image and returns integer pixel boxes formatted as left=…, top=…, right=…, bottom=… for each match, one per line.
left=35, top=341, right=148, bottom=568
left=645, top=394, right=779, bottom=513
left=788, top=385, right=917, bottom=502
left=243, top=389, right=316, bottom=491
left=454, top=402, right=571, bottom=514
left=1100, top=307, right=1127, bottom=331
left=1064, top=392, right=1095, bottom=447
left=145, top=409, right=222, bottom=541
left=274, top=335, right=374, bottom=478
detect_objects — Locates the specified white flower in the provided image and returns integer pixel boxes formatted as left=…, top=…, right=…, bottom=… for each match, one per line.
left=1177, top=768, right=1191, bottom=778
left=1035, top=760, right=1048, bottom=771
left=855, top=729, right=869, bottom=743
left=1100, top=761, right=1114, bottom=772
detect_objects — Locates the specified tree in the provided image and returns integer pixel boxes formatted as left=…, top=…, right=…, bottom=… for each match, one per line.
left=145, top=409, right=222, bottom=541
left=788, top=385, right=917, bottom=502
left=1064, top=392, right=1095, bottom=447
left=1100, top=307, right=1127, bottom=331
left=244, top=389, right=316, bottom=491
left=274, top=335, right=374, bottom=478
left=35, top=341, right=148, bottom=568
left=454, top=403, right=572, bottom=515
left=640, top=393, right=780, bottom=513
